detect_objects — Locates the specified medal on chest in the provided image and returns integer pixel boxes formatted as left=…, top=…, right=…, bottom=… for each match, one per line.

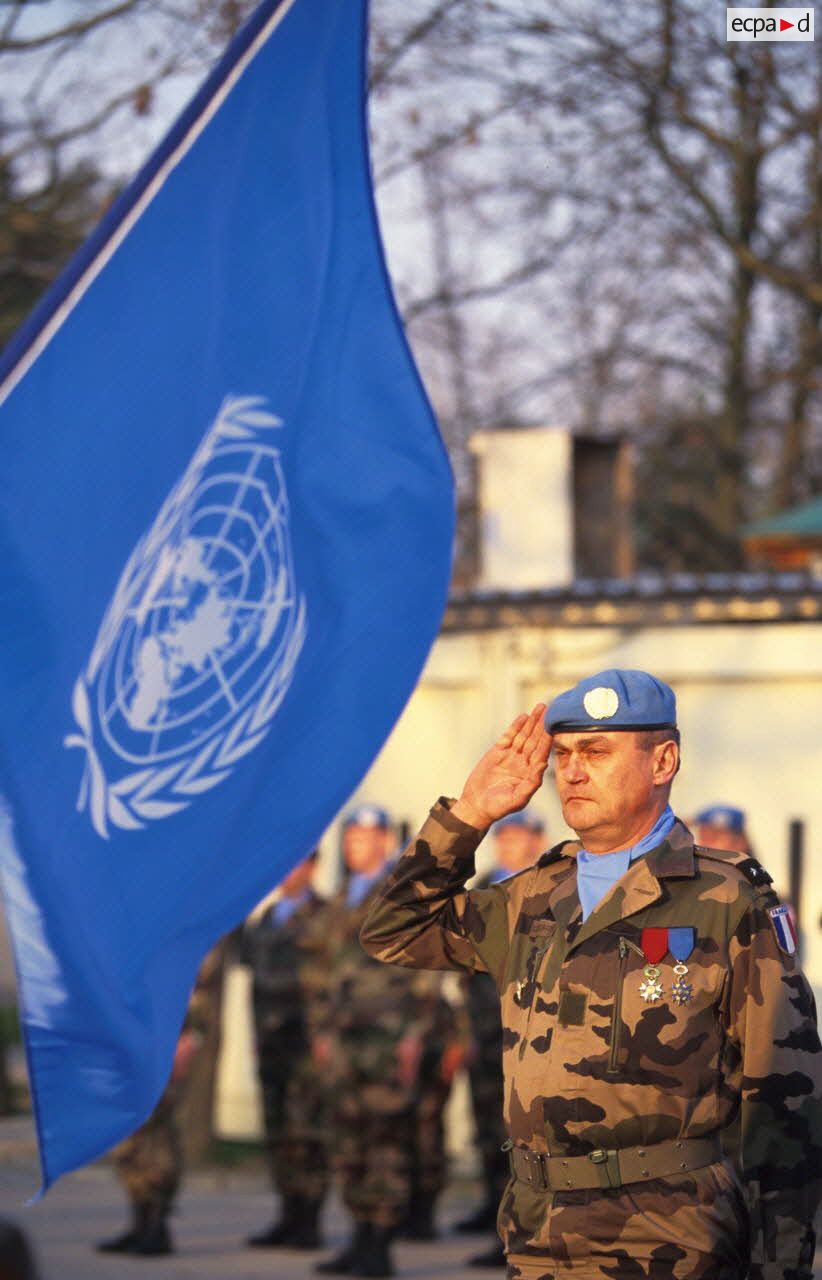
left=669, top=927, right=695, bottom=1004
left=636, top=926, right=696, bottom=1004
left=639, top=927, right=667, bottom=1001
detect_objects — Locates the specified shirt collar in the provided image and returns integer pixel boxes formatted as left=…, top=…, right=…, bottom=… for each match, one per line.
left=579, top=804, right=676, bottom=864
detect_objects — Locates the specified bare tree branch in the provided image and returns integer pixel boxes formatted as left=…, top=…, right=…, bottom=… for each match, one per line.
left=0, top=1, right=143, bottom=53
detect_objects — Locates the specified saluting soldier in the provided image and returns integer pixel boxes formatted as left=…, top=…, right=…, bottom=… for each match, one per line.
left=361, top=669, right=822, bottom=1280
left=458, top=811, right=546, bottom=1270
left=244, top=848, right=330, bottom=1250
left=312, top=805, right=428, bottom=1279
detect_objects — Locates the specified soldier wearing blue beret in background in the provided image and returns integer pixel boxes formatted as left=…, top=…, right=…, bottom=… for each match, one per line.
left=458, top=810, right=547, bottom=1269
left=692, top=805, right=753, bottom=857
left=313, top=805, right=461, bottom=1278
left=362, top=667, right=822, bottom=1279
left=243, top=848, right=330, bottom=1251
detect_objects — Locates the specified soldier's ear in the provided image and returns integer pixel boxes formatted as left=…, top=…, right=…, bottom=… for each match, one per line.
left=653, top=739, right=680, bottom=786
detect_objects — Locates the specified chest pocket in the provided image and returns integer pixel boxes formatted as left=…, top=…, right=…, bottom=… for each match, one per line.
left=504, top=918, right=557, bottom=1046
left=527, top=917, right=557, bottom=978
left=548, top=939, right=615, bottom=1092
left=608, top=933, right=726, bottom=1082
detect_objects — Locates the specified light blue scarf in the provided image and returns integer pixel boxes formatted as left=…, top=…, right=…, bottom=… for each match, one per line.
left=577, top=805, right=676, bottom=921
left=347, top=870, right=382, bottom=908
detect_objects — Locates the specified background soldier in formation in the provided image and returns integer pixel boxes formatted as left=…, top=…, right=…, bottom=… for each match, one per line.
left=689, top=804, right=755, bottom=1173
left=691, top=805, right=753, bottom=857
left=458, top=811, right=546, bottom=1269
left=362, top=670, right=822, bottom=1280
left=401, top=969, right=466, bottom=1242
left=312, top=805, right=450, bottom=1279
left=96, top=945, right=223, bottom=1258
left=243, top=848, right=330, bottom=1250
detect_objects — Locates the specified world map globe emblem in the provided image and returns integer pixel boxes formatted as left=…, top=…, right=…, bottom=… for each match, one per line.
left=66, top=397, right=307, bottom=838
left=102, top=452, right=295, bottom=763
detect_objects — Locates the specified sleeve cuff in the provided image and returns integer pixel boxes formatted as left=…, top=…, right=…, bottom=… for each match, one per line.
left=431, top=796, right=490, bottom=838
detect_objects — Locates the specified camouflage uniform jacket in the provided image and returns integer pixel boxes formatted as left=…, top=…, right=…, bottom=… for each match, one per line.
left=309, top=880, right=438, bottom=1059
left=361, top=799, right=822, bottom=1279
left=242, top=889, right=327, bottom=1042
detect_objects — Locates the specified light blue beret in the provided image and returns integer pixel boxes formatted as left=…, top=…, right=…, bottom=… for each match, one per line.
left=694, top=805, right=746, bottom=833
left=545, top=668, right=677, bottom=733
left=494, top=810, right=545, bottom=835
left=342, top=804, right=392, bottom=830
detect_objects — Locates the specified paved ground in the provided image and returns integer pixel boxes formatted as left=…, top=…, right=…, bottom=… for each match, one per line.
left=0, top=1116, right=500, bottom=1280
left=3, top=1115, right=822, bottom=1280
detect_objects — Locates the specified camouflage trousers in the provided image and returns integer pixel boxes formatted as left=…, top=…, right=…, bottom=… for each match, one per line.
left=112, top=1085, right=181, bottom=1213
left=258, top=1031, right=330, bottom=1199
left=332, top=1033, right=415, bottom=1229
left=506, top=1252, right=746, bottom=1280
left=499, top=1161, right=749, bottom=1280
left=410, top=1060, right=451, bottom=1198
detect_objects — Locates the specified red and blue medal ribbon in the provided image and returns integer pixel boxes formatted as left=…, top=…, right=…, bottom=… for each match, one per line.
left=669, top=927, right=695, bottom=1005
left=637, top=927, right=667, bottom=1002
left=668, top=927, right=694, bottom=963
left=640, top=927, right=668, bottom=964
left=638, top=927, right=696, bottom=1005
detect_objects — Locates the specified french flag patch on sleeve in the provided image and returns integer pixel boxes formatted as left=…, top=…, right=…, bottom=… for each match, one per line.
left=768, top=904, right=798, bottom=956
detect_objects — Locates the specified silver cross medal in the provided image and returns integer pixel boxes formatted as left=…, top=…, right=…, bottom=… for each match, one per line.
left=671, top=964, right=693, bottom=1005
left=639, top=965, right=664, bottom=1002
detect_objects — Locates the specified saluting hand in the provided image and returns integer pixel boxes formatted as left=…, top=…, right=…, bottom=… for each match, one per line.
left=451, top=703, right=552, bottom=830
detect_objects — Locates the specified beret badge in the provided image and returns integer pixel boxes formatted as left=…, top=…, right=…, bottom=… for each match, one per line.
left=582, top=687, right=620, bottom=720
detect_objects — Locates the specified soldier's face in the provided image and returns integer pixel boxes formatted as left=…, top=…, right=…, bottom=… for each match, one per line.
left=551, top=731, right=664, bottom=850
left=494, top=825, right=537, bottom=872
left=343, top=824, right=391, bottom=875
left=694, top=823, right=750, bottom=854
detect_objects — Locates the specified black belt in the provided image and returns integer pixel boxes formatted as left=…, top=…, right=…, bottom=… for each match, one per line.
left=506, top=1134, right=723, bottom=1192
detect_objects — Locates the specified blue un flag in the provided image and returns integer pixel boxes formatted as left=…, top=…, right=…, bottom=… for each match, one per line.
left=0, top=0, right=454, bottom=1189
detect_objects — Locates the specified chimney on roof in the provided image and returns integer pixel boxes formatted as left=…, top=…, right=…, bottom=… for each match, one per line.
left=470, top=427, right=634, bottom=592
left=572, top=436, right=634, bottom=579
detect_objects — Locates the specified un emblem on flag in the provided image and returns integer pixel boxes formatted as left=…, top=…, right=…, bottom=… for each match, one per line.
left=65, top=396, right=307, bottom=838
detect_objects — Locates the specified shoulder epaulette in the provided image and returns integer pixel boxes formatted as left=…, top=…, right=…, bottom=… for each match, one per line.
left=695, top=845, right=773, bottom=889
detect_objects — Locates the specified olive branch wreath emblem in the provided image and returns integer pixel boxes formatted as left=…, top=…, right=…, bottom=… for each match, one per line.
left=64, top=396, right=307, bottom=840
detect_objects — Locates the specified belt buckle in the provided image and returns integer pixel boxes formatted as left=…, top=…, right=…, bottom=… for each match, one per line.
left=588, top=1147, right=621, bottom=1189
